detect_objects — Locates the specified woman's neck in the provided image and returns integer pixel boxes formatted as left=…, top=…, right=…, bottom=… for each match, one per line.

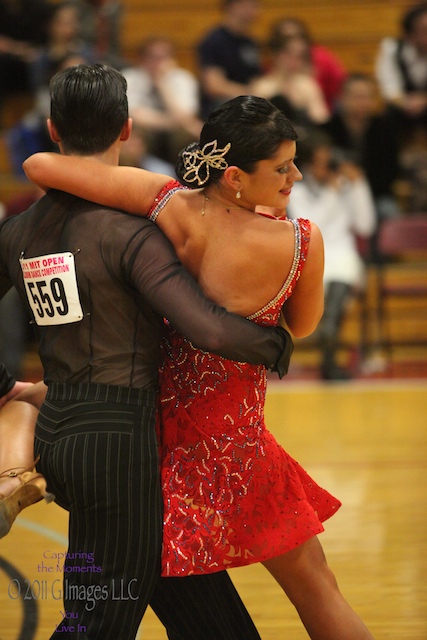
left=202, top=192, right=254, bottom=216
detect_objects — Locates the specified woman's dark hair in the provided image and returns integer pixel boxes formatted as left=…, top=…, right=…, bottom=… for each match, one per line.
left=402, top=2, right=427, bottom=35
left=267, top=33, right=311, bottom=56
left=50, top=63, right=128, bottom=155
left=176, top=95, right=298, bottom=187
left=268, top=17, right=313, bottom=48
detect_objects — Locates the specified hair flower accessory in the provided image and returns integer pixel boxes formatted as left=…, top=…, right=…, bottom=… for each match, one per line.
left=182, top=140, right=231, bottom=185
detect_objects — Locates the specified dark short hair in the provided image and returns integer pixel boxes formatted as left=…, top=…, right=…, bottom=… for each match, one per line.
left=176, top=95, right=297, bottom=187
left=49, top=63, right=128, bottom=155
left=402, top=2, right=427, bottom=34
left=268, top=17, right=312, bottom=47
left=267, top=33, right=311, bottom=56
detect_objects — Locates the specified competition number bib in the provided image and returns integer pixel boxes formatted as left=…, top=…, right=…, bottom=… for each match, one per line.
left=20, top=252, right=83, bottom=326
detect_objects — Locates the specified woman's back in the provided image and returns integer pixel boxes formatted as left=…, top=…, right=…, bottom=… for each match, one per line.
left=152, top=184, right=322, bottom=338
left=157, top=188, right=305, bottom=318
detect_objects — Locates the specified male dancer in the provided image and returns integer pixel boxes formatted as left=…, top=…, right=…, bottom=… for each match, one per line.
left=0, top=64, right=292, bottom=639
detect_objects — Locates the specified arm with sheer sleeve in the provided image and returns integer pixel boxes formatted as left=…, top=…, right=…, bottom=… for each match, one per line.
left=23, top=153, right=170, bottom=216
left=127, top=224, right=293, bottom=378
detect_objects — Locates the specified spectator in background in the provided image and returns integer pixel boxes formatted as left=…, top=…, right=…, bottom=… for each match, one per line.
left=269, top=16, right=347, bottom=111
left=4, top=53, right=90, bottom=178
left=375, top=1, right=427, bottom=136
left=251, top=34, right=330, bottom=133
left=119, top=125, right=175, bottom=176
left=30, top=1, right=96, bottom=94
left=2, top=2, right=97, bottom=174
left=122, top=36, right=202, bottom=165
left=0, top=0, right=52, bottom=105
left=375, top=2, right=427, bottom=210
left=323, top=73, right=401, bottom=227
left=197, top=0, right=262, bottom=118
left=4, top=3, right=96, bottom=166
left=76, top=0, right=123, bottom=67
left=287, top=130, right=376, bottom=380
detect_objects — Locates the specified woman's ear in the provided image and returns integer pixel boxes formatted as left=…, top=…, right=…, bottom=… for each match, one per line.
left=223, top=165, right=243, bottom=192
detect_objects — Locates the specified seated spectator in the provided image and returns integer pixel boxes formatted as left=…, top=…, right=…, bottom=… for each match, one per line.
left=323, top=73, right=401, bottom=226
left=4, top=110, right=56, bottom=178
left=30, top=1, right=96, bottom=94
left=0, top=0, right=52, bottom=108
left=375, top=1, right=427, bottom=139
left=251, top=34, right=330, bottom=132
left=287, top=131, right=376, bottom=380
left=375, top=3, right=427, bottom=212
left=14, top=2, right=96, bottom=160
left=197, top=0, right=262, bottom=118
left=4, top=52, right=90, bottom=178
left=119, top=125, right=175, bottom=176
left=122, top=36, right=202, bottom=164
left=76, top=0, right=123, bottom=67
left=269, top=16, right=347, bottom=111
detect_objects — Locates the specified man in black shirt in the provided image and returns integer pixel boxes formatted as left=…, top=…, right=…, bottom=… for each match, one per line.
left=197, top=0, right=262, bottom=118
left=0, top=64, right=292, bottom=639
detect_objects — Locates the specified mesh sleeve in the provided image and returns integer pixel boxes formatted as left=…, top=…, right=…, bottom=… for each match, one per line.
left=125, top=225, right=293, bottom=377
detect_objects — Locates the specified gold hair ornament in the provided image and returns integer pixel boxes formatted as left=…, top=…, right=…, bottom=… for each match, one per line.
left=182, top=140, right=231, bottom=186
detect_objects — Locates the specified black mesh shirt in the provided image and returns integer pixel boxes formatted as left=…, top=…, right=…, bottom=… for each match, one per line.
left=0, top=190, right=292, bottom=389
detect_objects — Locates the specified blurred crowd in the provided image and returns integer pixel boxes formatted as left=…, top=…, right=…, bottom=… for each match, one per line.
left=1, top=0, right=427, bottom=380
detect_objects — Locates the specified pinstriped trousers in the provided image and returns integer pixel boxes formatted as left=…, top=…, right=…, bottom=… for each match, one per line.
left=35, top=383, right=261, bottom=640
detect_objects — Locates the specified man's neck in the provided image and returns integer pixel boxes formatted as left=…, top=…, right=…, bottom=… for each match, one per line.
left=65, top=144, right=121, bottom=167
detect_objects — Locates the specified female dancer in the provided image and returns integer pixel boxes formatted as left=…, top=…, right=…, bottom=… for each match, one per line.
left=1, top=96, right=374, bottom=639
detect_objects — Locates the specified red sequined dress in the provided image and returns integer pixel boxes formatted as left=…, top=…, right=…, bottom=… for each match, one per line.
left=148, top=181, right=341, bottom=577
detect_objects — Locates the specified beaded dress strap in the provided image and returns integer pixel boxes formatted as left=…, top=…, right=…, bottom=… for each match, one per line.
left=247, top=218, right=310, bottom=320
left=147, top=179, right=186, bottom=223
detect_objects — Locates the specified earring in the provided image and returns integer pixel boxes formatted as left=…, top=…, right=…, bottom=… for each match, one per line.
left=236, top=190, right=241, bottom=199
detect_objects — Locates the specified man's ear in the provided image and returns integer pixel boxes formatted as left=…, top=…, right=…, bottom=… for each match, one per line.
left=120, top=117, right=132, bottom=142
left=47, top=119, right=61, bottom=144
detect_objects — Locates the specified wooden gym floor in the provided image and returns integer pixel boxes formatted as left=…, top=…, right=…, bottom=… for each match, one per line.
left=0, top=375, right=426, bottom=639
